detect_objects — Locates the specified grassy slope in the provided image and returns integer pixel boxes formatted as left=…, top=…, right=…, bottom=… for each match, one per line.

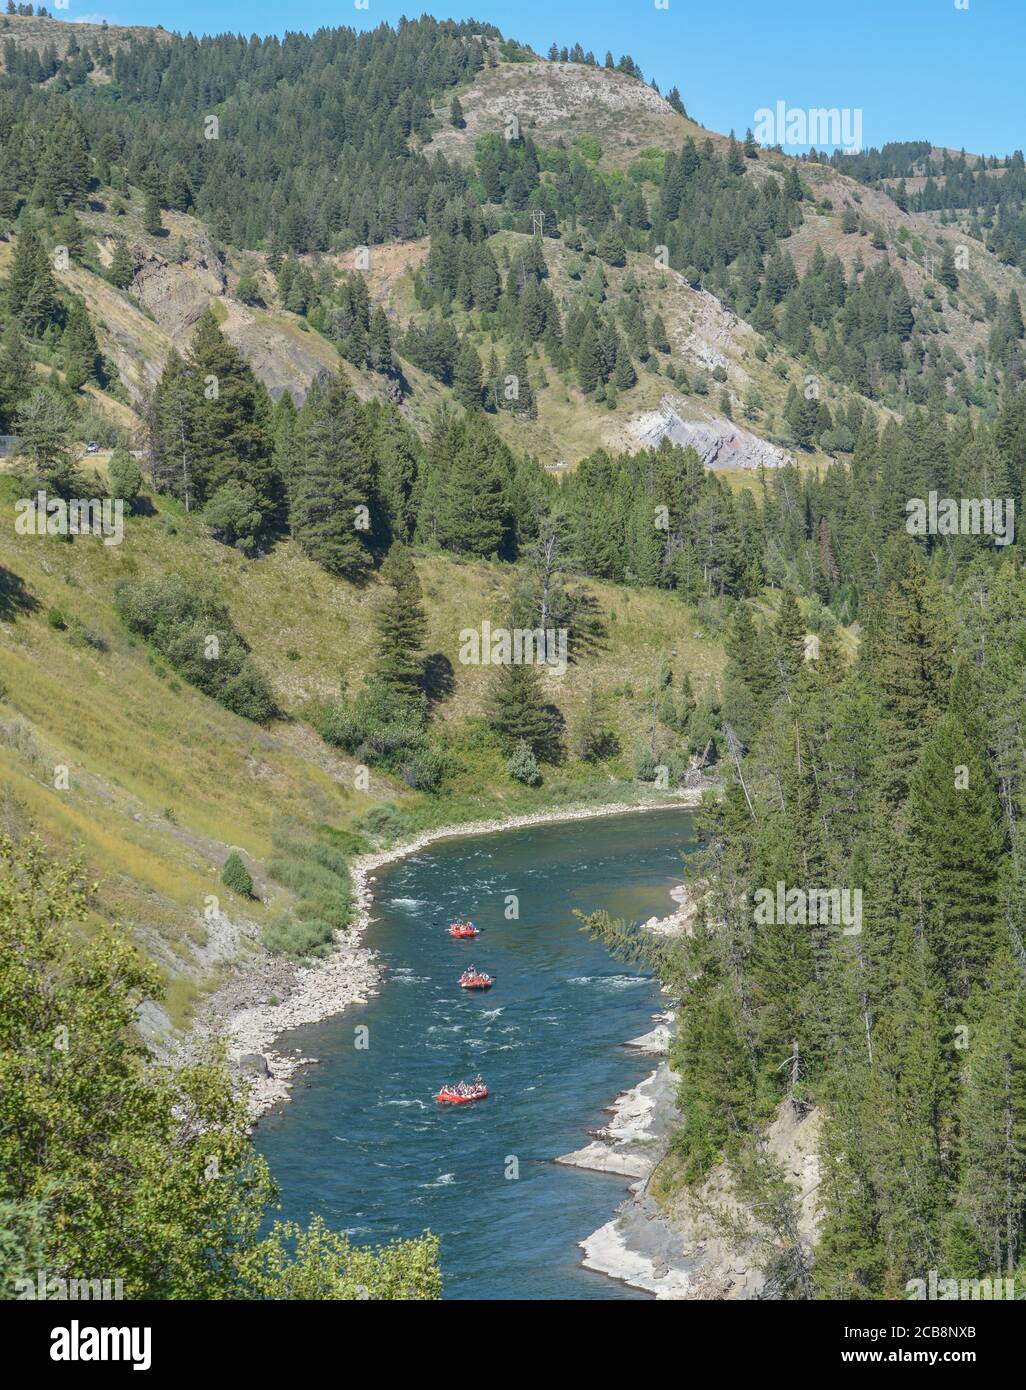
left=0, top=476, right=723, bottom=1022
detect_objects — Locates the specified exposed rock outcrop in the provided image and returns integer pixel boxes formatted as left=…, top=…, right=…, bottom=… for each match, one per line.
left=628, top=395, right=793, bottom=470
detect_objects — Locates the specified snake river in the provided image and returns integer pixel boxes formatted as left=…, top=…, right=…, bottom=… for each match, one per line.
left=254, top=807, right=697, bottom=1300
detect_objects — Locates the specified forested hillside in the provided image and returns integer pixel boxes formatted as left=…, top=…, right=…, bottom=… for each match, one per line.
left=2, top=9, right=1026, bottom=1303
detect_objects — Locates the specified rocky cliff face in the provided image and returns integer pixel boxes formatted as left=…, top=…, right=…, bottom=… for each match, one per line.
left=628, top=395, right=794, bottom=470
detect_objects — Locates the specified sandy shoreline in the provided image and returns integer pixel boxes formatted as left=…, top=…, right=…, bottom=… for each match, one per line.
left=215, top=790, right=706, bottom=1119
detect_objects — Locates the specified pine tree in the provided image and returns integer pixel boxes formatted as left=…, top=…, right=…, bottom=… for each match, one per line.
left=944, top=960, right=1026, bottom=1277
left=221, top=851, right=253, bottom=897
left=905, top=702, right=1004, bottom=1001
left=293, top=375, right=375, bottom=582
left=152, top=349, right=196, bottom=509
left=14, top=386, right=77, bottom=494
left=858, top=919, right=948, bottom=1294
left=370, top=545, right=426, bottom=698
left=107, top=237, right=135, bottom=289
left=142, top=191, right=162, bottom=236
left=596, top=226, right=626, bottom=267
left=772, top=589, right=806, bottom=699
left=863, top=556, right=951, bottom=809
left=452, top=340, right=482, bottom=411
left=576, top=326, right=605, bottom=393
left=0, top=321, right=33, bottom=431
left=486, top=659, right=562, bottom=762
left=436, top=416, right=509, bottom=557
left=185, top=309, right=280, bottom=522
left=8, top=227, right=60, bottom=335
left=612, top=340, right=636, bottom=391
left=61, top=298, right=101, bottom=391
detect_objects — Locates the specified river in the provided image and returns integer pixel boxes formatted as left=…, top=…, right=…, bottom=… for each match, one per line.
left=254, top=806, right=697, bottom=1300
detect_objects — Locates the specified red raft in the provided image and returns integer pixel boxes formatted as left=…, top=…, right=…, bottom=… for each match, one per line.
left=435, top=1079, right=488, bottom=1105
left=459, top=968, right=494, bottom=990
left=448, top=920, right=480, bottom=939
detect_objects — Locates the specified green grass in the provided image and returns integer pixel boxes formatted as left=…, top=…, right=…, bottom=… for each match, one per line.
left=0, top=471, right=723, bottom=1017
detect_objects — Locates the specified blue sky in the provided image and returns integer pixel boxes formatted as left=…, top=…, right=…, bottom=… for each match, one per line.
left=64, top=0, right=1023, bottom=156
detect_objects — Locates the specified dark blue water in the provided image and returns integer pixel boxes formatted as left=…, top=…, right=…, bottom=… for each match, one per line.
left=254, top=808, right=696, bottom=1300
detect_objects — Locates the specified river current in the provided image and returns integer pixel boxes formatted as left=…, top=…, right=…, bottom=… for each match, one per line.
left=254, top=807, right=697, bottom=1300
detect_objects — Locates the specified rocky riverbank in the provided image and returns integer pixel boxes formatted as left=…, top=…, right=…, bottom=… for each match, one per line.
left=200, top=790, right=707, bottom=1120
left=560, top=877, right=821, bottom=1300
left=555, top=884, right=699, bottom=1297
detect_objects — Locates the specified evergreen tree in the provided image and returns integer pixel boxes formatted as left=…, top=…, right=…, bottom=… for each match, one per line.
left=184, top=309, right=280, bottom=522
left=293, top=375, right=376, bottom=582
left=0, top=321, right=33, bottom=431
left=14, top=387, right=77, bottom=494
left=7, top=226, right=60, bottom=335
left=371, top=545, right=426, bottom=698
left=772, top=589, right=806, bottom=699
left=486, top=659, right=562, bottom=762
left=221, top=851, right=253, bottom=897
left=107, top=237, right=135, bottom=289
left=452, top=340, right=483, bottom=411
left=142, top=191, right=162, bottom=236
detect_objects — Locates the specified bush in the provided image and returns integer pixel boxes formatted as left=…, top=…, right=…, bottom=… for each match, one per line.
left=235, top=274, right=264, bottom=307
left=221, top=851, right=253, bottom=897
left=115, top=574, right=277, bottom=722
left=401, top=747, right=452, bottom=793
left=355, top=802, right=409, bottom=845
left=263, top=914, right=335, bottom=957
left=633, top=744, right=658, bottom=781
left=508, top=740, right=541, bottom=786
left=204, top=480, right=263, bottom=553
left=263, top=824, right=352, bottom=955
left=313, top=682, right=426, bottom=773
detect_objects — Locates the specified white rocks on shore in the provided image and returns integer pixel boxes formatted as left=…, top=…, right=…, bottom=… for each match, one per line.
left=557, top=1048, right=702, bottom=1299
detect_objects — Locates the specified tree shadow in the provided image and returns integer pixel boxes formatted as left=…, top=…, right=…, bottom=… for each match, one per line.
left=0, top=566, right=38, bottom=622
left=422, top=652, right=455, bottom=708
left=568, top=589, right=608, bottom=662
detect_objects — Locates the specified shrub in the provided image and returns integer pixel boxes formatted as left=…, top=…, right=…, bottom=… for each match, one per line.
left=264, top=824, right=352, bottom=955
left=204, top=481, right=263, bottom=553
left=114, top=574, right=277, bottom=722
left=508, top=740, right=541, bottom=786
left=313, top=682, right=426, bottom=773
left=235, top=274, right=264, bottom=306
left=221, top=851, right=253, bottom=897
left=633, top=744, right=658, bottom=781
left=400, top=747, right=452, bottom=793
left=263, top=914, right=335, bottom=957
left=355, top=802, right=409, bottom=845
